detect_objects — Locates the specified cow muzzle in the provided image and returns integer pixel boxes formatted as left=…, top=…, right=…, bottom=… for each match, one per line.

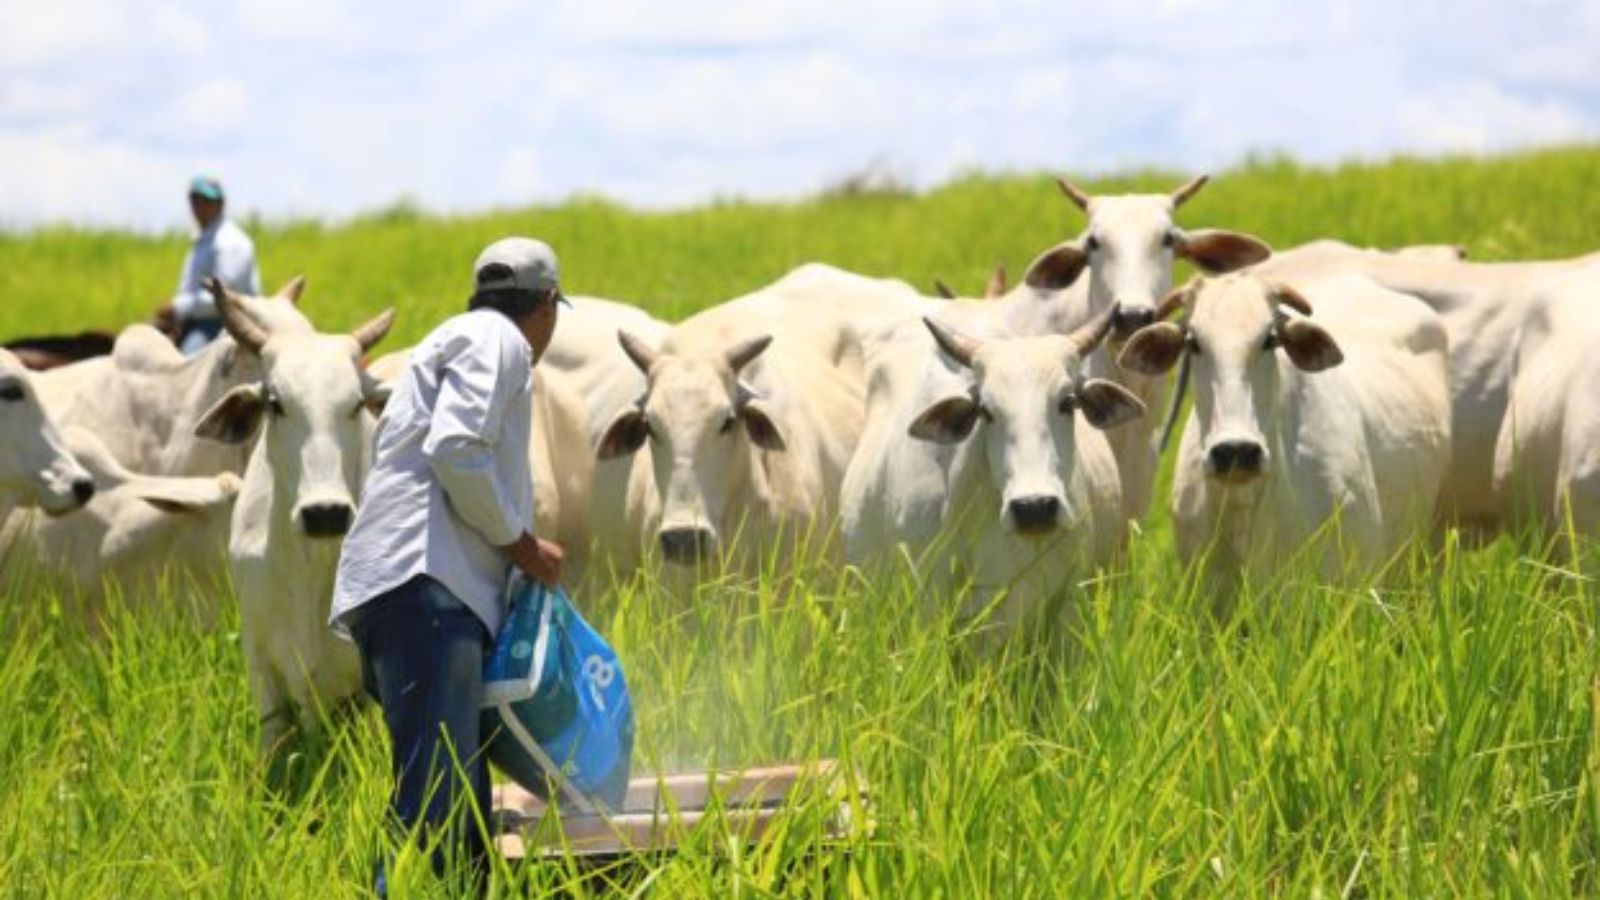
left=1111, top=306, right=1156, bottom=341
left=38, top=472, right=96, bottom=517
left=658, top=525, right=716, bottom=565
left=1005, top=494, right=1064, bottom=536
left=1205, top=439, right=1267, bottom=484
left=297, top=501, right=354, bottom=538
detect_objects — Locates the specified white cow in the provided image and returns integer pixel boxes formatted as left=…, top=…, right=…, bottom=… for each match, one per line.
left=1254, top=241, right=1600, bottom=537
left=0, top=348, right=94, bottom=516
left=366, top=349, right=595, bottom=583
left=985, top=176, right=1271, bottom=520
left=34, top=277, right=312, bottom=478
left=1119, top=273, right=1451, bottom=581
left=581, top=265, right=927, bottom=577
left=843, top=310, right=1143, bottom=635
left=595, top=311, right=864, bottom=573
left=1493, top=261, right=1600, bottom=540
left=0, top=427, right=239, bottom=614
left=194, top=282, right=395, bottom=745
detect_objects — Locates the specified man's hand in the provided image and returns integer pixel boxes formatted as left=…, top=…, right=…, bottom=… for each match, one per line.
left=502, top=533, right=565, bottom=586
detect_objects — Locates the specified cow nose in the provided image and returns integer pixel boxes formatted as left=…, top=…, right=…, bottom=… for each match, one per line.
left=299, top=502, right=353, bottom=538
left=71, top=477, right=96, bottom=506
left=1007, top=495, right=1063, bottom=535
left=1207, top=440, right=1266, bottom=480
left=1112, top=306, right=1156, bottom=338
left=659, top=527, right=715, bottom=564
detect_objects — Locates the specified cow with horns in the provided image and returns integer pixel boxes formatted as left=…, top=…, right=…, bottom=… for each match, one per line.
left=1119, top=272, right=1450, bottom=583
left=193, top=278, right=396, bottom=745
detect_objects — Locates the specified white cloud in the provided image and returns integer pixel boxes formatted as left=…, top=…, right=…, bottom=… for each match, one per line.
left=0, top=0, right=1595, bottom=230
left=1400, top=81, right=1591, bottom=153
left=0, top=0, right=128, bottom=70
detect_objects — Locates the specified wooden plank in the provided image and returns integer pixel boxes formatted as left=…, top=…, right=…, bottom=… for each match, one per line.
left=492, top=760, right=862, bottom=860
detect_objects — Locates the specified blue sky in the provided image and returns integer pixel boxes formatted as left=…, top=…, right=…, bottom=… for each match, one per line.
left=2, top=0, right=1597, bottom=230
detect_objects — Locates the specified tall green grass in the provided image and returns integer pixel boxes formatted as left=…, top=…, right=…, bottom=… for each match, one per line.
left=3, top=146, right=1600, bottom=897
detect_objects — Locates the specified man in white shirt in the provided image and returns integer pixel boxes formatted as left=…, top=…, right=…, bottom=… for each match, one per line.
left=331, top=236, right=567, bottom=892
left=165, top=176, right=261, bottom=355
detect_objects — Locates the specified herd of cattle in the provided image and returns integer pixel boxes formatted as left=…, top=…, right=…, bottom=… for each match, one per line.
left=3, top=175, right=1599, bottom=741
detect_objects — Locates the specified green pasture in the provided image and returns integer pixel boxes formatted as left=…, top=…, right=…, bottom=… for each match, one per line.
left=3, top=146, right=1599, bottom=897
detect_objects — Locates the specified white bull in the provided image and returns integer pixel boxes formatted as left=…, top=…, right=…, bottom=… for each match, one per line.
left=596, top=313, right=863, bottom=573
left=1493, top=261, right=1600, bottom=541
left=976, top=176, right=1271, bottom=520
left=0, top=348, right=94, bottom=516
left=194, top=282, right=395, bottom=746
left=582, top=265, right=925, bottom=577
left=0, top=427, right=239, bottom=614
left=843, top=310, right=1142, bottom=634
left=1254, top=241, right=1600, bottom=537
left=1120, top=273, right=1450, bottom=581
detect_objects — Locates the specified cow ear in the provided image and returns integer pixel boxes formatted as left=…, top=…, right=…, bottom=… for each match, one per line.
left=194, top=385, right=266, bottom=445
left=1077, top=379, right=1146, bottom=430
left=908, top=395, right=981, bottom=444
left=1279, top=319, right=1343, bottom=372
left=1022, top=241, right=1088, bottom=290
left=137, top=475, right=239, bottom=514
left=1177, top=229, right=1272, bottom=273
left=597, top=407, right=650, bottom=460
left=1118, top=322, right=1186, bottom=375
left=740, top=400, right=788, bottom=451
left=361, top=376, right=393, bottom=415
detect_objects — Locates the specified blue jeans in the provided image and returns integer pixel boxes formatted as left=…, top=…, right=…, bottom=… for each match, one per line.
left=347, top=574, right=493, bottom=887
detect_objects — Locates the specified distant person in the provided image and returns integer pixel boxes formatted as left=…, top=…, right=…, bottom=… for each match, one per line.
left=331, top=236, right=568, bottom=894
left=162, top=176, right=261, bottom=355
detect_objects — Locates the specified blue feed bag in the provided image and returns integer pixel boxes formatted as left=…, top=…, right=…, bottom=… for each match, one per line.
left=481, top=579, right=634, bottom=812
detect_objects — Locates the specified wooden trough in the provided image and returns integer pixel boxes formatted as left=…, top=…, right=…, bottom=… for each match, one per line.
left=492, top=759, right=864, bottom=860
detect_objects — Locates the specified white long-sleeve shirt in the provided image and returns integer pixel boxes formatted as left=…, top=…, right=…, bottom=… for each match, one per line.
left=331, top=309, right=536, bottom=636
left=171, top=218, right=261, bottom=321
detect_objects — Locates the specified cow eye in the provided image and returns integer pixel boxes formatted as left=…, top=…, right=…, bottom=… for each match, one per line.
left=719, top=411, right=738, bottom=435
left=0, top=382, right=22, bottom=402
left=1085, top=235, right=1101, bottom=253
left=1162, top=231, right=1177, bottom=249
left=1185, top=333, right=1202, bottom=356
left=1057, top=393, right=1076, bottom=414
left=266, top=391, right=286, bottom=417
left=1261, top=331, right=1279, bottom=351
left=977, top=404, right=994, bottom=422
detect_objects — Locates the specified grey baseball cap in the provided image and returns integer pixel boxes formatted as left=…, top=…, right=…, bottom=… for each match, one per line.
left=471, top=236, right=569, bottom=307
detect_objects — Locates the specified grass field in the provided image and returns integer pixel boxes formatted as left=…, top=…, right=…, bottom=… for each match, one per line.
left=3, top=146, right=1600, bottom=897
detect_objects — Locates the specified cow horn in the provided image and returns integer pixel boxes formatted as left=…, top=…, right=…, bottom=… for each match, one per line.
left=617, top=329, right=659, bottom=374
left=275, top=275, right=307, bottom=304
left=923, top=316, right=981, bottom=369
left=932, top=279, right=957, bottom=300
left=1271, top=283, right=1314, bottom=316
left=1056, top=178, right=1092, bottom=211
left=1155, top=277, right=1199, bottom=321
left=1171, top=174, right=1210, bottom=208
left=1067, top=306, right=1116, bottom=355
left=725, top=334, right=773, bottom=374
left=209, top=278, right=269, bottom=354
left=984, top=264, right=1008, bottom=300
left=350, top=307, right=396, bottom=352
